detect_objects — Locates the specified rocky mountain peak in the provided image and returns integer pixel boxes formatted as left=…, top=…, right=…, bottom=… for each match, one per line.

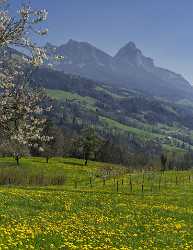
left=115, top=42, right=141, bottom=58
left=124, top=41, right=138, bottom=51
left=43, top=39, right=192, bottom=100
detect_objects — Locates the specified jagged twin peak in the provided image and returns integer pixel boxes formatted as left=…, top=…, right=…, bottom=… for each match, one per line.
left=44, top=39, right=193, bottom=100
left=45, top=40, right=154, bottom=69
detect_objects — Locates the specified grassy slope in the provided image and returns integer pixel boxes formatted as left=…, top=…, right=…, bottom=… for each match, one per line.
left=46, top=89, right=96, bottom=111
left=99, top=116, right=159, bottom=139
left=95, top=86, right=125, bottom=99
left=47, top=88, right=193, bottom=153
left=0, top=157, right=193, bottom=249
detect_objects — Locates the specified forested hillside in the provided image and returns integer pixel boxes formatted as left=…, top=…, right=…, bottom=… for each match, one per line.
left=32, top=68, right=193, bottom=162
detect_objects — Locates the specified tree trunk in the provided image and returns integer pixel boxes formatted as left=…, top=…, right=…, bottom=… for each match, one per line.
left=46, top=156, right=49, bottom=163
left=85, top=159, right=88, bottom=166
left=16, top=155, right=19, bottom=166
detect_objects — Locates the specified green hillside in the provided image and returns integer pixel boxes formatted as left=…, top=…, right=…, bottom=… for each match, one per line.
left=45, top=80, right=193, bottom=153
left=47, top=89, right=96, bottom=111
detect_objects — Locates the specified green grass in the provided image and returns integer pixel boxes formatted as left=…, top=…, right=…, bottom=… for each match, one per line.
left=99, top=116, right=161, bottom=140
left=95, top=86, right=124, bottom=99
left=46, top=89, right=96, bottom=110
left=0, top=157, right=193, bottom=248
left=0, top=157, right=124, bottom=188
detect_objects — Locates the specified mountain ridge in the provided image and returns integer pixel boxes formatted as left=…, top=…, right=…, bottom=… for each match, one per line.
left=44, top=39, right=193, bottom=101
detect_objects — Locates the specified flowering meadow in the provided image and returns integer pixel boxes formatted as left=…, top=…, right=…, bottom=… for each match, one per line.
left=0, top=158, right=192, bottom=249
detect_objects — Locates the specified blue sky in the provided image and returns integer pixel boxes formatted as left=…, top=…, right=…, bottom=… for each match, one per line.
left=11, top=0, right=193, bottom=82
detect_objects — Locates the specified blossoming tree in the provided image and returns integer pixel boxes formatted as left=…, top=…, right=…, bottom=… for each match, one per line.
left=0, top=0, right=52, bottom=164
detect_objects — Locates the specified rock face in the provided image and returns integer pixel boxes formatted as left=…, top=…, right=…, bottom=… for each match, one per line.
left=45, top=39, right=193, bottom=100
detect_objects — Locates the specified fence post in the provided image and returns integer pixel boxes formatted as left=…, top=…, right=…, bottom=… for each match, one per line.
left=90, top=177, right=92, bottom=188
left=75, top=180, right=77, bottom=189
left=130, top=180, right=132, bottom=193
left=176, top=176, right=178, bottom=185
left=151, top=183, right=153, bottom=192
left=159, top=176, right=161, bottom=191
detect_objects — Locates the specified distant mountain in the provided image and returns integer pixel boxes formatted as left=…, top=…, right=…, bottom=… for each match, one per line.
left=45, top=40, right=115, bottom=83
left=44, top=40, right=193, bottom=101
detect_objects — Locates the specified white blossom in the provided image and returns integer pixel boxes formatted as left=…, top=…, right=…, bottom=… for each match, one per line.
left=0, top=1, right=52, bottom=156
left=0, top=2, right=48, bottom=65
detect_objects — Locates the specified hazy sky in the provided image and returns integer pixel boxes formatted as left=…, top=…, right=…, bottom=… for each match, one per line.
left=11, top=0, right=193, bottom=82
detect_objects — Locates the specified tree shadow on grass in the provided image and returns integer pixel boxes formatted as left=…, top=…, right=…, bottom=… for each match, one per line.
left=61, top=161, right=84, bottom=167
left=0, top=161, right=17, bottom=168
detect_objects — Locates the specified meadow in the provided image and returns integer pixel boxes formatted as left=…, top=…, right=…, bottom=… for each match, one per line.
left=0, top=157, right=192, bottom=249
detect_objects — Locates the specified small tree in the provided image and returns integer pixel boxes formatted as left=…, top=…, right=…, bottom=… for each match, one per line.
left=79, top=128, right=101, bottom=166
left=40, top=122, right=65, bottom=163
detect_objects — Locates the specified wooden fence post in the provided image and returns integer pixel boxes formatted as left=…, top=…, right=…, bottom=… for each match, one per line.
left=90, top=177, right=92, bottom=188
left=130, top=180, right=132, bottom=193
left=159, top=176, right=161, bottom=191
left=75, top=180, right=77, bottom=189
